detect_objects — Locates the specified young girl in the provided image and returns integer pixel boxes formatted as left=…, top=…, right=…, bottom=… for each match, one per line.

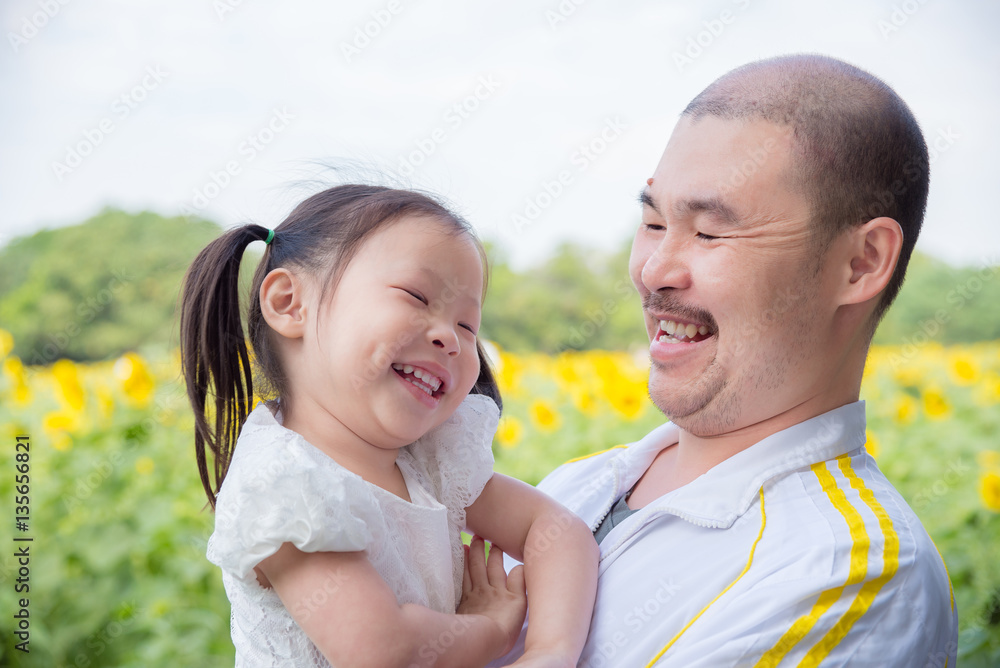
left=180, top=185, right=598, bottom=667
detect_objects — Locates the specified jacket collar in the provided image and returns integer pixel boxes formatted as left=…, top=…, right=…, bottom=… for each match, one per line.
left=605, top=401, right=867, bottom=529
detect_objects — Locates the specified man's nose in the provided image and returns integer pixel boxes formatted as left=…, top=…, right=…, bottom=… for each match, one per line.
left=641, top=234, right=691, bottom=293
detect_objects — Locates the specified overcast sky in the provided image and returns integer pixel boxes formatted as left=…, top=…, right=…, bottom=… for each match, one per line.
left=1, top=0, right=997, bottom=270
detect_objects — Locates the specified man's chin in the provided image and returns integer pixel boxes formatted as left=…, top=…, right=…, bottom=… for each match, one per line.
left=650, top=385, right=739, bottom=436
left=666, top=412, right=736, bottom=437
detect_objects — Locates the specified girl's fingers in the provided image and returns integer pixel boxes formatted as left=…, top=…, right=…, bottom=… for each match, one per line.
left=486, top=543, right=507, bottom=585
left=506, top=564, right=526, bottom=596
left=467, top=536, right=487, bottom=588
left=462, top=544, right=472, bottom=595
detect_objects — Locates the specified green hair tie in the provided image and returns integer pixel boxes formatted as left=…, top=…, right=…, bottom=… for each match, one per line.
left=264, top=229, right=274, bottom=245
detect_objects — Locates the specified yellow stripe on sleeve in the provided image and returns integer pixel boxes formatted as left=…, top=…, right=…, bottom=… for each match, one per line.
left=562, top=444, right=627, bottom=465
left=754, top=460, right=871, bottom=667
left=645, top=488, right=767, bottom=667
left=798, top=456, right=900, bottom=667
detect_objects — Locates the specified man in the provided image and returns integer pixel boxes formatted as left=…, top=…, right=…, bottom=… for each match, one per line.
left=496, top=54, right=957, bottom=666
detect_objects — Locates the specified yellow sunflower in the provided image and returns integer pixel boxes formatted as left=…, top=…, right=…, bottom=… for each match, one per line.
left=980, top=472, right=1000, bottom=513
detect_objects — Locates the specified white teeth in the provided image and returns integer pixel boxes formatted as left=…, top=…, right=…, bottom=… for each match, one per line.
left=394, top=364, right=443, bottom=394
left=657, top=319, right=711, bottom=341
left=405, top=377, right=434, bottom=395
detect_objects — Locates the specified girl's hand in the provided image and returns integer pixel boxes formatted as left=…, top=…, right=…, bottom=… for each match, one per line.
left=458, top=535, right=527, bottom=657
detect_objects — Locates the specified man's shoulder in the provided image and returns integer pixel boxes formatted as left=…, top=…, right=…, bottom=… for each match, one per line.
left=556, top=443, right=631, bottom=471
left=763, top=448, right=952, bottom=607
left=535, top=443, right=630, bottom=496
left=771, top=448, right=927, bottom=543
left=539, top=422, right=678, bottom=492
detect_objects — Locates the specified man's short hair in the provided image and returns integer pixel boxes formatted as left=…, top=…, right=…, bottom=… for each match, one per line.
left=682, top=54, right=929, bottom=326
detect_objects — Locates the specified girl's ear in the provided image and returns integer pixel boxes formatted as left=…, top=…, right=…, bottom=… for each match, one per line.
left=260, top=268, right=309, bottom=339
left=837, top=216, right=904, bottom=307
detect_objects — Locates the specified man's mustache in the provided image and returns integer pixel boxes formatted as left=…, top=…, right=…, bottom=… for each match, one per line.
left=642, top=292, right=717, bottom=331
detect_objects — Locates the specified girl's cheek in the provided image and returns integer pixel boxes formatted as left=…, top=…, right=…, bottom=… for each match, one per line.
left=408, top=314, right=430, bottom=330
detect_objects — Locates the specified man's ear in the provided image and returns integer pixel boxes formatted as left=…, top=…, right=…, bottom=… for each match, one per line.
left=838, top=217, right=904, bottom=306
left=260, top=268, right=309, bottom=339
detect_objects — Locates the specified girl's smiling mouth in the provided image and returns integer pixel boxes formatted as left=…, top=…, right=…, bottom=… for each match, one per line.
left=391, top=363, right=446, bottom=398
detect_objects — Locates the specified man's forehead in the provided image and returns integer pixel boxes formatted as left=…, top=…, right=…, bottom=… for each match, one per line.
left=641, top=118, right=809, bottom=227
left=661, top=115, right=793, bottom=157
left=654, top=118, right=794, bottom=183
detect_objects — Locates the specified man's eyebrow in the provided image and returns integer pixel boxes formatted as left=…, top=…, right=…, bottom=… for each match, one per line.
left=638, top=189, right=661, bottom=215
left=672, top=197, right=743, bottom=227
left=638, top=190, right=743, bottom=228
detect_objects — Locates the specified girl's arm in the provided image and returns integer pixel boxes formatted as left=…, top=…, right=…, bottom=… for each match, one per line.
left=257, top=542, right=525, bottom=668
left=465, top=473, right=599, bottom=668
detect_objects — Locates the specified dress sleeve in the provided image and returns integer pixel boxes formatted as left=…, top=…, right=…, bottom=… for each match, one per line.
left=206, top=417, right=375, bottom=582
left=407, top=393, right=499, bottom=528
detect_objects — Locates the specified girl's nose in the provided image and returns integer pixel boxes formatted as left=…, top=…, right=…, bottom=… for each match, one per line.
left=431, top=324, right=461, bottom=356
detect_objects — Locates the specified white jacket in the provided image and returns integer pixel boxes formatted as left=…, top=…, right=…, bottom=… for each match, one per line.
left=498, top=401, right=957, bottom=667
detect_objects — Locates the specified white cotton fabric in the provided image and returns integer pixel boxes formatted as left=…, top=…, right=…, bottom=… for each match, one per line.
left=206, top=394, right=499, bottom=668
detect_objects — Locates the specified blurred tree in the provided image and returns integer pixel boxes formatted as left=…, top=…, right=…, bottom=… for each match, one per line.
left=0, top=208, right=221, bottom=364
left=874, top=251, right=1000, bottom=346
left=482, top=240, right=646, bottom=353
left=1, top=209, right=997, bottom=363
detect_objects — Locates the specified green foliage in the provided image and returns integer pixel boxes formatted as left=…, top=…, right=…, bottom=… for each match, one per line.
left=482, top=241, right=646, bottom=353
left=874, top=252, right=1000, bottom=346
left=861, top=348, right=1000, bottom=667
left=0, top=209, right=221, bottom=365
left=0, top=357, right=232, bottom=667
left=1, top=209, right=999, bottom=363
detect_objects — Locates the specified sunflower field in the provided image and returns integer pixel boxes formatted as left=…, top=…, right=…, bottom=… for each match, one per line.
left=0, top=330, right=998, bottom=666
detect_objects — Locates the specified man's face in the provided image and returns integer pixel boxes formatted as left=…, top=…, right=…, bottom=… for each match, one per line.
left=630, top=115, right=841, bottom=436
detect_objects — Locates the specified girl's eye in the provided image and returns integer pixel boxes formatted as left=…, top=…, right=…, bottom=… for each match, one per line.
left=459, top=323, right=477, bottom=335
left=403, top=289, right=428, bottom=305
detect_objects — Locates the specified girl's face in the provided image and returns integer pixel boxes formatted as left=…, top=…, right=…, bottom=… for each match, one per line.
left=301, top=215, right=484, bottom=449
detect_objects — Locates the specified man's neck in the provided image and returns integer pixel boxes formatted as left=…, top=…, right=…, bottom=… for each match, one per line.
left=628, top=389, right=859, bottom=508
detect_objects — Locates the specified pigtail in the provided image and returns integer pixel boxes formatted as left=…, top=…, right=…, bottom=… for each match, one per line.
left=180, top=224, right=272, bottom=509
left=472, top=341, right=503, bottom=413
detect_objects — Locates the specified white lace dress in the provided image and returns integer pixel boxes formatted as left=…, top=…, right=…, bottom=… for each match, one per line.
left=206, top=394, right=499, bottom=667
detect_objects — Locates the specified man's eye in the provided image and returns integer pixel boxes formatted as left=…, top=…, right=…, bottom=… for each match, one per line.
left=696, top=232, right=719, bottom=241
left=643, top=222, right=666, bottom=232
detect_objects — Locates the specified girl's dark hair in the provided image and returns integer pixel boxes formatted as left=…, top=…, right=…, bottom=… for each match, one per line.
left=180, top=185, right=501, bottom=508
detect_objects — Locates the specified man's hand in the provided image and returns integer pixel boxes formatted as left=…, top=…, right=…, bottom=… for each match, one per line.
left=458, top=536, right=527, bottom=657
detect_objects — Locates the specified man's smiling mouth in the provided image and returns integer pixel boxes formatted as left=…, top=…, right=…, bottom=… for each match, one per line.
left=656, top=318, right=714, bottom=344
